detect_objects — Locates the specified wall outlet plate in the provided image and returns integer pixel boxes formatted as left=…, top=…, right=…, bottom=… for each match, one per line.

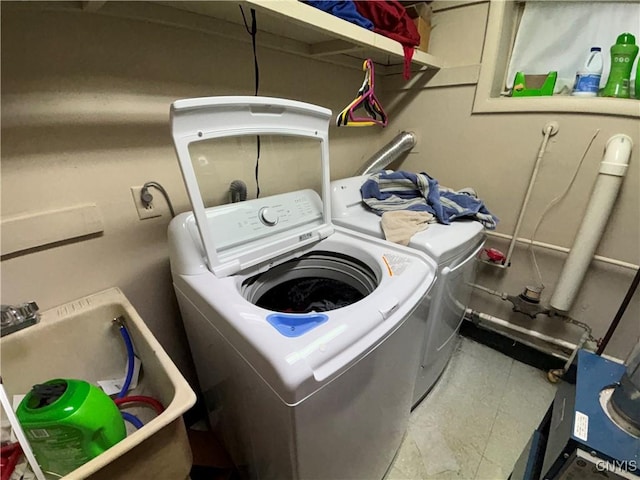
left=131, top=186, right=161, bottom=220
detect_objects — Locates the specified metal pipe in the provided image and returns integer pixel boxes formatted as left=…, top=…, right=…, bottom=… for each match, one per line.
left=562, top=330, right=589, bottom=372
left=470, top=283, right=507, bottom=299
left=471, top=319, right=570, bottom=361
left=547, top=329, right=591, bottom=383
left=550, top=134, right=633, bottom=312
left=466, top=308, right=578, bottom=352
left=355, top=131, right=417, bottom=176
left=502, top=123, right=555, bottom=268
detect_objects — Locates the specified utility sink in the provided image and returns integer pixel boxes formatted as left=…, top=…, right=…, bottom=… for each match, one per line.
left=1, top=287, right=197, bottom=480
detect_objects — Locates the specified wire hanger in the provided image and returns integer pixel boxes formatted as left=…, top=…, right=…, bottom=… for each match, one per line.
left=337, top=59, right=388, bottom=127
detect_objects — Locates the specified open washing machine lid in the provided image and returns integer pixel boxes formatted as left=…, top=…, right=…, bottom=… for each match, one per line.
left=171, top=97, right=334, bottom=277
left=331, top=175, right=486, bottom=265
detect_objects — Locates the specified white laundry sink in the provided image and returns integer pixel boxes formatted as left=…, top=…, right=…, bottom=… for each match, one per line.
left=1, top=287, right=196, bottom=480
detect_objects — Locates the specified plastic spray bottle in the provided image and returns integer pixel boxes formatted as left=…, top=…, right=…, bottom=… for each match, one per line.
left=572, top=47, right=603, bottom=96
left=602, top=33, right=639, bottom=98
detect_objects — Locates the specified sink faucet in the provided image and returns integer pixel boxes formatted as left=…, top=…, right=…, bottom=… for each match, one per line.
left=1, top=301, right=39, bottom=337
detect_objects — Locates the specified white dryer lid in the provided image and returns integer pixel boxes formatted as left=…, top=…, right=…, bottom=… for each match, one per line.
left=331, top=175, right=485, bottom=265
left=171, top=96, right=334, bottom=277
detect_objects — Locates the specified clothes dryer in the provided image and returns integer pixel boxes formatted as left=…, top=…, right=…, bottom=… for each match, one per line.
left=331, top=175, right=486, bottom=407
left=168, top=97, right=437, bottom=479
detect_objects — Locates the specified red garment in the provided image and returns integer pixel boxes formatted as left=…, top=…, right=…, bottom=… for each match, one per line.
left=354, top=1, right=420, bottom=79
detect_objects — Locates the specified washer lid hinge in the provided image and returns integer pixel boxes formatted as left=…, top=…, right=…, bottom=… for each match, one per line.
left=213, top=260, right=242, bottom=277
left=379, top=298, right=399, bottom=319
left=317, top=225, right=334, bottom=239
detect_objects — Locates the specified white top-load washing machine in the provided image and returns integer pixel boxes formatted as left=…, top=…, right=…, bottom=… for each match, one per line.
left=167, top=97, right=437, bottom=480
left=331, top=175, right=486, bottom=407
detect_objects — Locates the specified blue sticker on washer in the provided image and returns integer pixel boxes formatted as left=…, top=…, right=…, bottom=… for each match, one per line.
left=266, top=313, right=329, bottom=337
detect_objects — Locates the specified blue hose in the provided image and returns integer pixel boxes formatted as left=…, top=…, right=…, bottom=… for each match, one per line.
left=117, top=323, right=135, bottom=399
left=121, top=411, right=144, bottom=429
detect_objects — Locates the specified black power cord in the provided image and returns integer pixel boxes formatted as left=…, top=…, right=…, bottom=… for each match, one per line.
left=240, top=6, right=259, bottom=96
left=240, top=5, right=261, bottom=198
left=140, top=181, right=176, bottom=217
left=596, top=267, right=640, bottom=356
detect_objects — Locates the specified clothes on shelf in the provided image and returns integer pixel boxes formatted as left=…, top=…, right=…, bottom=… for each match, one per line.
left=302, top=1, right=373, bottom=30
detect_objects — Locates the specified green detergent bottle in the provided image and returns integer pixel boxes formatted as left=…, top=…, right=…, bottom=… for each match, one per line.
left=16, top=379, right=126, bottom=478
left=636, top=58, right=640, bottom=100
left=602, top=33, right=639, bottom=98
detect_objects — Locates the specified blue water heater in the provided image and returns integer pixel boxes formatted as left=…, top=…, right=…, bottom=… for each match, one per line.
left=511, top=349, right=640, bottom=480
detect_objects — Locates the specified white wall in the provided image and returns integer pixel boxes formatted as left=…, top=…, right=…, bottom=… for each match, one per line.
left=0, top=3, right=384, bottom=383
left=2, top=0, right=637, bottom=386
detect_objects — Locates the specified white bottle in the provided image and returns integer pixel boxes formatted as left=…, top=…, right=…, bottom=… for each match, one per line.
left=572, top=47, right=603, bottom=96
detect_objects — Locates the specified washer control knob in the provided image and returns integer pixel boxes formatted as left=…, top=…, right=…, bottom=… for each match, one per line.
left=259, top=207, right=278, bottom=226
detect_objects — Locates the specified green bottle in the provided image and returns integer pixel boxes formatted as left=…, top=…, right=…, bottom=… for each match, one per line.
left=636, top=57, right=640, bottom=100
left=603, top=33, right=639, bottom=98
left=16, top=379, right=126, bottom=477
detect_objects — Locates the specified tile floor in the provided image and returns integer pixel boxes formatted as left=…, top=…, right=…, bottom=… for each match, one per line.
left=386, top=336, right=558, bottom=480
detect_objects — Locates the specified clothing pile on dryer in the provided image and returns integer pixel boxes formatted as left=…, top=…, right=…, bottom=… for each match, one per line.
left=168, top=96, right=438, bottom=480
left=332, top=173, right=488, bottom=407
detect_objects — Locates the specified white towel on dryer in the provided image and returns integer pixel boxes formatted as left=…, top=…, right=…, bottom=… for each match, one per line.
left=381, top=210, right=433, bottom=246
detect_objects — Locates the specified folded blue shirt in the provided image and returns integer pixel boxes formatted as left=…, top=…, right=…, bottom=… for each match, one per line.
left=360, top=170, right=498, bottom=229
left=303, top=1, right=374, bottom=30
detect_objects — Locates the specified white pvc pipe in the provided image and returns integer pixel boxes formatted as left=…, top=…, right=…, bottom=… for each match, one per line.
left=550, top=134, right=633, bottom=312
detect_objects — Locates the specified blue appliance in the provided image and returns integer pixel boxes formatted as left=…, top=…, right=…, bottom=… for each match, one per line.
left=511, top=350, right=640, bottom=480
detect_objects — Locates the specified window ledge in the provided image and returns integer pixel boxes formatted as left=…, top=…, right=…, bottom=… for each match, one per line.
left=474, top=95, right=640, bottom=118
left=473, top=1, right=640, bottom=119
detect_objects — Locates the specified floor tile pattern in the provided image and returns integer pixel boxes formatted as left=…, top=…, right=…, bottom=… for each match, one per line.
left=387, top=337, right=557, bottom=480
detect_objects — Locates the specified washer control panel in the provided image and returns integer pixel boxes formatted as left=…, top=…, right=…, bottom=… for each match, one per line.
left=205, top=189, right=324, bottom=251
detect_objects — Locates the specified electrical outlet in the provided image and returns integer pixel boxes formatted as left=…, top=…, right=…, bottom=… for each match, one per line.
left=131, top=186, right=161, bottom=220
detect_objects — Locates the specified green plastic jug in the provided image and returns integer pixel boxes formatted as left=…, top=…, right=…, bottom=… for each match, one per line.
left=16, top=379, right=126, bottom=477
left=636, top=60, right=640, bottom=99
left=602, top=33, right=639, bottom=98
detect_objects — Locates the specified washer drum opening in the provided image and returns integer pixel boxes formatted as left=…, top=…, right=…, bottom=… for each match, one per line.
left=242, top=252, right=379, bottom=313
